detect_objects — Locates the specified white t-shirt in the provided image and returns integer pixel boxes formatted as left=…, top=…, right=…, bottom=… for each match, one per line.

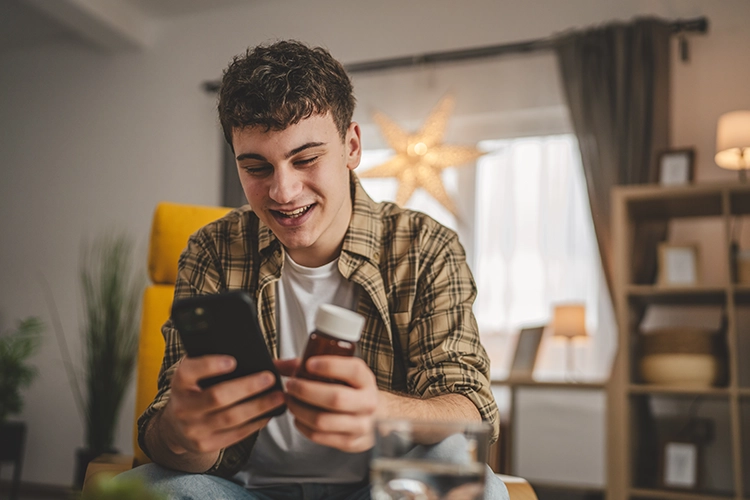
left=235, top=253, right=368, bottom=486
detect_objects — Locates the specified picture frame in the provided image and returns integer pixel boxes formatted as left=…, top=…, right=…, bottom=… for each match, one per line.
left=658, top=149, right=695, bottom=186
left=658, top=243, right=699, bottom=286
left=508, top=326, right=545, bottom=380
left=659, top=440, right=700, bottom=490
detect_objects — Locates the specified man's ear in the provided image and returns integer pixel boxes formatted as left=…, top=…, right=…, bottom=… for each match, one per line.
left=345, top=122, right=362, bottom=171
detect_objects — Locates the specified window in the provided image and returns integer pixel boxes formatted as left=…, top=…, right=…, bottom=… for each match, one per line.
left=359, top=135, right=615, bottom=381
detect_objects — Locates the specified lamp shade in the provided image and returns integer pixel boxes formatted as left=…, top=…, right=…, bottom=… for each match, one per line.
left=715, top=110, right=750, bottom=170
left=553, top=304, right=587, bottom=339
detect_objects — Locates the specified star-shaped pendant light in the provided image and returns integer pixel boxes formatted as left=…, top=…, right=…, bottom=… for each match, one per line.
left=360, top=94, right=485, bottom=216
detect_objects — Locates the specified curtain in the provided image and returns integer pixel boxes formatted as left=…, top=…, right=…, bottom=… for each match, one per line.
left=222, top=141, right=246, bottom=207
left=471, top=135, right=615, bottom=381
left=553, top=18, right=672, bottom=290
left=554, top=19, right=673, bottom=494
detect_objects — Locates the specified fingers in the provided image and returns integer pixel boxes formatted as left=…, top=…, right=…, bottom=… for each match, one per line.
left=294, top=418, right=373, bottom=453
left=164, top=361, right=287, bottom=455
left=286, top=357, right=377, bottom=414
left=198, top=371, right=279, bottom=411
left=300, top=356, right=374, bottom=389
left=286, top=378, right=376, bottom=414
left=286, top=396, right=372, bottom=436
left=205, top=390, right=285, bottom=431
left=173, top=355, right=236, bottom=390
left=283, top=357, right=379, bottom=453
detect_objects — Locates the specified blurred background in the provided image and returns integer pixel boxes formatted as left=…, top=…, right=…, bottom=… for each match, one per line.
left=1, top=1, right=749, bottom=499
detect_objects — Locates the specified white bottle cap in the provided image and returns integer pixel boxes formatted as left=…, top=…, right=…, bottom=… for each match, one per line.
left=314, top=304, right=365, bottom=343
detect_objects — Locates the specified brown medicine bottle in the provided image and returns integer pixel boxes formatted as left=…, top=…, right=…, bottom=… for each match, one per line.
left=296, top=304, right=365, bottom=383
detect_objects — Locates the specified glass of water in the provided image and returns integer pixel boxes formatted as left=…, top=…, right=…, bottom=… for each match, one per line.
left=370, top=419, right=491, bottom=500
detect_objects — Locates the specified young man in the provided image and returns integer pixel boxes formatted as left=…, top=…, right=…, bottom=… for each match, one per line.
left=127, top=41, right=506, bottom=499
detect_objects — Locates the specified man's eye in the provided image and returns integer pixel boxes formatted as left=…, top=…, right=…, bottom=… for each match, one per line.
left=296, top=156, right=319, bottom=166
left=242, top=165, right=271, bottom=175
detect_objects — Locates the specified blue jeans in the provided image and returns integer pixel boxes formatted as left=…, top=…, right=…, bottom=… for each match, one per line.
left=117, top=466, right=370, bottom=500
left=118, top=446, right=509, bottom=500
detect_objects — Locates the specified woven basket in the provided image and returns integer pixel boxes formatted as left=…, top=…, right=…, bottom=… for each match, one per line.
left=639, top=327, right=724, bottom=387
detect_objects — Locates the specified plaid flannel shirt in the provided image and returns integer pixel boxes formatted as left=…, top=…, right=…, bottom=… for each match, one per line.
left=137, top=174, right=499, bottom=477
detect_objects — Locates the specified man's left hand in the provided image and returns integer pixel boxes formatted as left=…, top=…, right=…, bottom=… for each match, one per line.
left=279, top=356, right=379, bottom=453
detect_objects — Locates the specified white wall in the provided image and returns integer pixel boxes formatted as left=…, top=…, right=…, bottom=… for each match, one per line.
left=2, top=0, right=749, bottom=487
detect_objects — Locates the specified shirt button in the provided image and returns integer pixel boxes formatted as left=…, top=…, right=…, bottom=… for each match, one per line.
left=373, top=252, right=380, bottom=260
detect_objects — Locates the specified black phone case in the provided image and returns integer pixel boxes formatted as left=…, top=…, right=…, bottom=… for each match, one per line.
left=171, top=291, right=285, bottom=417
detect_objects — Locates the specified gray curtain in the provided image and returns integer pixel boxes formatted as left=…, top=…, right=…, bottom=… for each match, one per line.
left=222, top=141, right=246, bottom=207
left=555, top=20, right=673, bottom=492
left=554, top=18, right=672, bottom=290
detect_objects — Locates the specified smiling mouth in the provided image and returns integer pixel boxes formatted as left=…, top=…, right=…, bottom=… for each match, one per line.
left=273, top=204, right=314, bottom=219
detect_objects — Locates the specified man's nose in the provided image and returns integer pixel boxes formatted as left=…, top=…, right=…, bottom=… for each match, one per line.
left=269, top=166, right=302, bottom=204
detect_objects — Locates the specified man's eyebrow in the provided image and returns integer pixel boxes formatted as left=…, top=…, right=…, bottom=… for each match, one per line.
left=285, top=142, right=326, bottom=159
left=235, top=142, right=326, bottom=162
left=235, top=152, right=267, bottom=162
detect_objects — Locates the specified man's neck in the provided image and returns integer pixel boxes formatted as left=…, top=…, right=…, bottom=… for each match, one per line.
left=286, top=245, right=343, bottom=268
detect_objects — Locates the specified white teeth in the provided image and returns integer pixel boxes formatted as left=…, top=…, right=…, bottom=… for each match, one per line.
left=277, top=205, right=311, bottom=218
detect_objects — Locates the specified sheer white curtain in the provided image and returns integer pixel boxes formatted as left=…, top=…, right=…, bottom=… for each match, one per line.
left=473, top=135, right=614, bottom=381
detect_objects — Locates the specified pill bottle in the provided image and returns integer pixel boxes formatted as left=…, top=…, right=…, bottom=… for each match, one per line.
left=296, top=304, right=365, bottom=382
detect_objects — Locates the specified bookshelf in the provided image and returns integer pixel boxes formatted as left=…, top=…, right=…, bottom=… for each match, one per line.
left=609, top=182, right=750, bottom=500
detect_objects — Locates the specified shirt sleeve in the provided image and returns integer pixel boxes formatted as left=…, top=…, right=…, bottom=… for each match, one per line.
left=404, top=226, right=500, bottom=443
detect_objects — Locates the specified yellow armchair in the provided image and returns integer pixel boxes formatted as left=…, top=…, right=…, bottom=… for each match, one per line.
left=84, top=201, right=536, bottom=500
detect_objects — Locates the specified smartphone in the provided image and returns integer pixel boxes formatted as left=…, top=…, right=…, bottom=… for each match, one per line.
left=171, top=291, right=285, bottom=417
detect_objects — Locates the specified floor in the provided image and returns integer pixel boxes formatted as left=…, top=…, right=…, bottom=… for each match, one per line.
left=0, top=482, right=71, bottom=500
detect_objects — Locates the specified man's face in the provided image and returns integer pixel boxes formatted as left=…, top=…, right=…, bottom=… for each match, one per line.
left=233, top=113, right=361, bottom=267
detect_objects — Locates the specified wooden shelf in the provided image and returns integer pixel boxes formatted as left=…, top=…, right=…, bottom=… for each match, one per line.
left=630, top=488, right=735, bottom=500
left=491, top=379, right=606, bottom=390
left=621, top=184, right=724, bottom=219
left=732, top=285, right=750, bottom=304
left=530, top=480, right=604, bottom=494
left=628, top=384, right=731, bottom=396
left=626, top=285, right=727, bottom=305
left=617, top=181, right=750, bottom=219
left=729, top=189, right=750, bottom=215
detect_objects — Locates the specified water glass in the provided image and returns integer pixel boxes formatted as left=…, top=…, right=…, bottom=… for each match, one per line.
left=370, top=419, right=491, bottom=500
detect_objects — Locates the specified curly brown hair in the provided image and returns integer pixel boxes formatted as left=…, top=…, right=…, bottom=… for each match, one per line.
left=218, top=40, right=356, bottom=148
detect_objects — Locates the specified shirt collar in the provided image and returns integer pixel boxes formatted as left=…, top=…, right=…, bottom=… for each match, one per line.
left=342, top=172, right=383, bottom=264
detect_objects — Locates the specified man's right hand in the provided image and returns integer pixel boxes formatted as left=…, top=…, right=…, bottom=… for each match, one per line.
left=148, top=355, right=285, bottom=472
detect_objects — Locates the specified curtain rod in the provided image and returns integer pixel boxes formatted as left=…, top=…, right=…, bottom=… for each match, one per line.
left=202, top=16, right=707, bottom=92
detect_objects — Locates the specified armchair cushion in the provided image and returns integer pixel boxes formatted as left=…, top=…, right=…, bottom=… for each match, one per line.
left=148, top=202, right=232, bottom=285
left=133, top=285, right=171, bottom=465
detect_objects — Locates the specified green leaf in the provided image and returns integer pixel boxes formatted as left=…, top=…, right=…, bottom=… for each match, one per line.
left=0, top=316, right=44, bottom=420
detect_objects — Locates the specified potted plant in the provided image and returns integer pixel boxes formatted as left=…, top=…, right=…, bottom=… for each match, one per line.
left=0, top=317, right=44, bottom=421
left=49, top=233, right=144, bottom=488
left=0, top=317, right=44, bottom=494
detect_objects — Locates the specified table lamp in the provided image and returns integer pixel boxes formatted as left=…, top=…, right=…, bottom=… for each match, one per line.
left=553, top=304, right=587, bottom=379
left=715, top=110, right=750, bottom=181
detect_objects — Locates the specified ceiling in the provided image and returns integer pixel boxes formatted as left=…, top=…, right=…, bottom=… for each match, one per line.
left=0, top=0, right=251, bottom=52
left=126, top=0, right=251, bottom=18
